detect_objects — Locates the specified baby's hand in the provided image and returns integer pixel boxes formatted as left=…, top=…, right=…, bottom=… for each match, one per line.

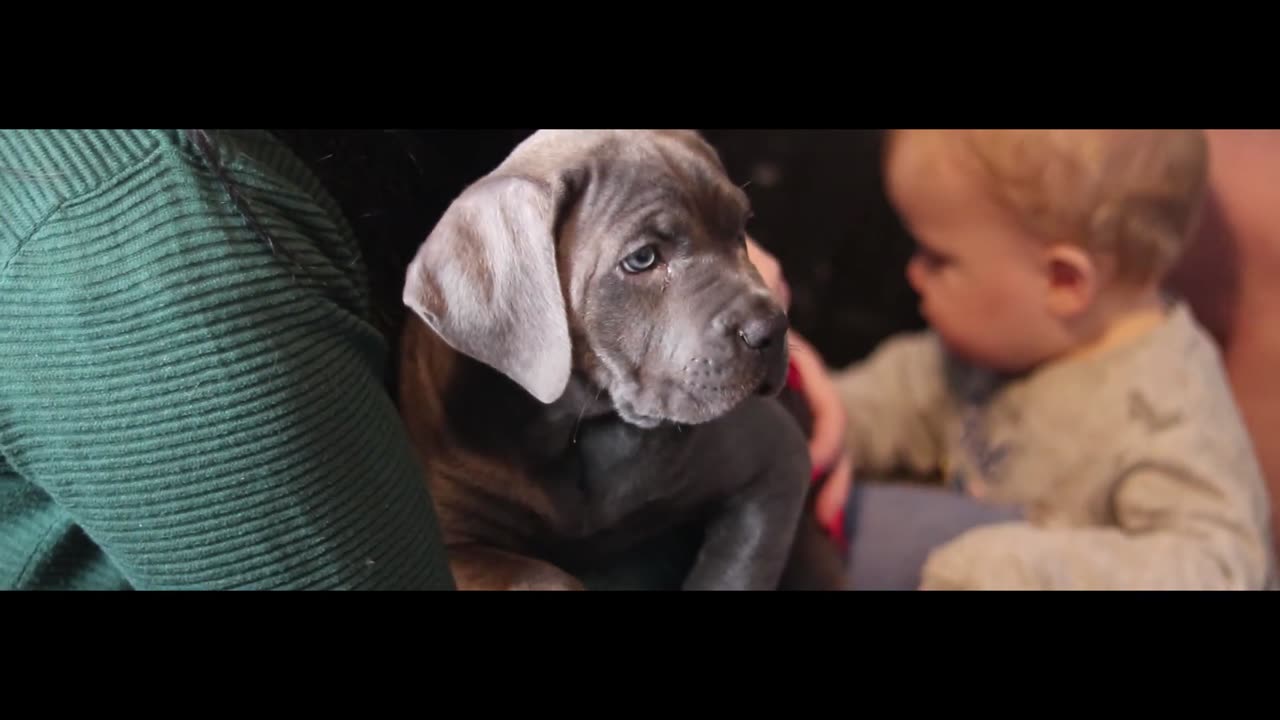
left=788, top=332, right=857, bottom=543
left=743, top=236, right=856, bottom=544
left=745, top=235, right=791, bottom=311
left=815, top=449, right=855, bottom=544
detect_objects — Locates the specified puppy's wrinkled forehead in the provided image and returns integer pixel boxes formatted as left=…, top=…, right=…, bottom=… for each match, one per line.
left=503, top=130, right=749, bottom=238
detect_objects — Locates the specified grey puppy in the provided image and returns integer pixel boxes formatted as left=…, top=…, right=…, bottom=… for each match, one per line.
left=399, top=129, right=830, bottom=590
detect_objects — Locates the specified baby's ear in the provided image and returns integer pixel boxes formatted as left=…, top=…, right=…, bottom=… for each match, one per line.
left=1044, top=244, right=1103, bottom=318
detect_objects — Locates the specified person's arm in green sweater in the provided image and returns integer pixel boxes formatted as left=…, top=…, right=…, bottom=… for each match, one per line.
left=0, top=131, right=454, bottom=590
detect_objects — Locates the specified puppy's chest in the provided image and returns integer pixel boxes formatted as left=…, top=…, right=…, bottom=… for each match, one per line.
left=524, top=420, right=702, bottom=541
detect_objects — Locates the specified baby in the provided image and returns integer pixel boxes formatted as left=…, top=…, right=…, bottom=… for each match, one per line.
left=832, top=129, right=1276, bottom=590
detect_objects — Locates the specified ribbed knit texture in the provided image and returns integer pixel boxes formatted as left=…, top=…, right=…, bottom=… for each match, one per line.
left=0, top=130, right=454, bottom=590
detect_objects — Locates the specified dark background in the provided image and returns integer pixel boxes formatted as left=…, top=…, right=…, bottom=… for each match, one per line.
left=699, top=129, right=924, bottom=366
left=272, top=129, right=924, bottom=370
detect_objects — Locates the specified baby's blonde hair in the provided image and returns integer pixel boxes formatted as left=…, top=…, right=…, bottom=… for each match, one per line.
left=895, top=129, right=1210, bottom=285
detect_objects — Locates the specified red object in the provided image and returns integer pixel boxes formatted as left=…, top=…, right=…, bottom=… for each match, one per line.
left=785, top=358, right=804, bottom=392
left=823, top=507, right=848, bottom=547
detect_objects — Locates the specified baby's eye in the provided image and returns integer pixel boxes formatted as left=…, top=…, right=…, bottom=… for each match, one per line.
left=916, top=246, right=950, bottom=270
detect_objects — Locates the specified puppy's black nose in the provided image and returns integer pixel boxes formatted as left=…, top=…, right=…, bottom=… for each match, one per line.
left=737, top=309, right=789, bottom=352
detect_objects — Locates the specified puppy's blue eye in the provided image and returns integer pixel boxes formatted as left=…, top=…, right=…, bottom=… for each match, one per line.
left=621, top=245, right=659, bottom=273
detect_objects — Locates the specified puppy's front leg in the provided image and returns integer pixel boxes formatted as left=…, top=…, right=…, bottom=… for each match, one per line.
left=449, top=545, right=585, bottom=591
left=681, top=398, right=811, bottom=591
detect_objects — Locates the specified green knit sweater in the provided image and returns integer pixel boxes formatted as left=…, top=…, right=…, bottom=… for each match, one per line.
left=0, top=130, right=455, bottom=589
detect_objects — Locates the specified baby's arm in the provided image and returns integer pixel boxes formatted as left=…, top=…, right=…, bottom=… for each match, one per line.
left=920, top=431, right=1274, bottom=590
left=832, top=331, right=952, bottom=478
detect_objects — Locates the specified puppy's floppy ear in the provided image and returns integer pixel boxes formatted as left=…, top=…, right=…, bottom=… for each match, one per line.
left=403, top=173, right=574, bottom=404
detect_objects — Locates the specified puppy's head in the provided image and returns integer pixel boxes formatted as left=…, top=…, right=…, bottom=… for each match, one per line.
left=404, top=130, right=789, bottom=428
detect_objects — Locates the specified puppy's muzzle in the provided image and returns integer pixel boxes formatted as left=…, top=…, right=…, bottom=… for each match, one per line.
left=714, top=297, right=791, bottom=397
